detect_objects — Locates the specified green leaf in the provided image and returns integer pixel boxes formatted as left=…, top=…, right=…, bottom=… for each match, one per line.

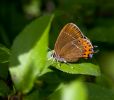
left=48, top=51, right=100, bottom=76
left=62, top=80, right=88, bottom=100
left=9, top=14, right=54, bottom=94
left=53, top=62, right=100, bottom=76
left=49, top=79, right=88, bottom=100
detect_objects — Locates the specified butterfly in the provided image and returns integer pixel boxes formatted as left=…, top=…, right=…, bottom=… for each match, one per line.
left=52, top=23, right=94, bottom=63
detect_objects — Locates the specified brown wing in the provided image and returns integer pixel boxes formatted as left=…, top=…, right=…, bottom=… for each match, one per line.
left=54, top=23, right=84, bottom=56
left=58, top=40, right=84, bottom=62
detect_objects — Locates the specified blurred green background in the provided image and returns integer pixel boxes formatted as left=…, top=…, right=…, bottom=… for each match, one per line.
left=0, top=0, right=114, bottom=80
left=0, top=0, right=114, bottom=99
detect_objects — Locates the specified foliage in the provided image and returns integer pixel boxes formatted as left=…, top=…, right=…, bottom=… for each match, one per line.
left=0, top=0, right=114, bottom=100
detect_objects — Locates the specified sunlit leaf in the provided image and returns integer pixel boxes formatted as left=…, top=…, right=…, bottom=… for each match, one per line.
left=9, top=15, right=54, bottom=93
left=49, top=79, right=88, bottom=100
